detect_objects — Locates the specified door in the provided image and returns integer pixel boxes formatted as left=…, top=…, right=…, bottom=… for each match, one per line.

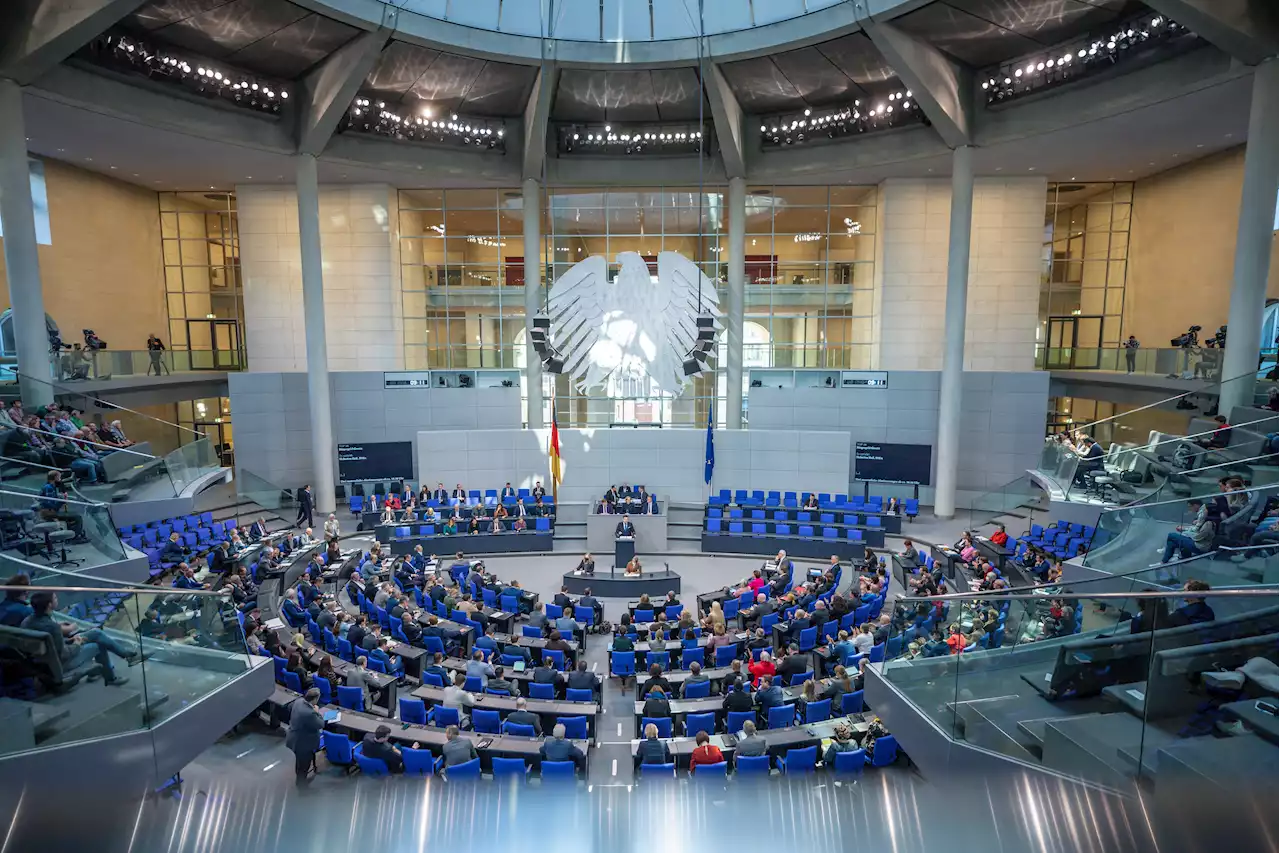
left=185, top=319, right=243, bottom=370
left=196, top=422, right=233, bottom=466
left=1044, top=316, right=1104, bottom=369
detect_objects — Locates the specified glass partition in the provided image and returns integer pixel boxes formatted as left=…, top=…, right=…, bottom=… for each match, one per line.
left=0, top=577, right=251, bottom=757
left=880, top=585, right=1277, bottom=788
left=0, top=485, right=127, bottom=568
left=233, top=468, right=293, bottom=524
left=967, top=473, right=1045, bottom=532
left=49, top=348, right=244, bottom=380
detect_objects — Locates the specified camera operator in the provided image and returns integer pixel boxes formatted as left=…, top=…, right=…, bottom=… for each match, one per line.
left=82, top=330, right=107, bottom=380
left=1122, top=335, right=1140, bottom=374
left=146, top=334, right=170, bottom=376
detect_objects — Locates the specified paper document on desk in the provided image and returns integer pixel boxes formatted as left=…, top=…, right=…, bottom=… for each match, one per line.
left=264, top=618, right=285, bottom=630
left=323, top=710, right=342, bottom=723
left=1126, top=689, right=1145, bottom=702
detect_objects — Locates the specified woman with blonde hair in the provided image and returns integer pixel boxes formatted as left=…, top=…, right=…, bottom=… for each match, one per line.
left=708, top=600, right=727, bottom=633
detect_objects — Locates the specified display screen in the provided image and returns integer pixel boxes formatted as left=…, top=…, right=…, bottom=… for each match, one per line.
left=854, top=442, right=933, bottom=485
left=337, top=442, right=413, bottom=482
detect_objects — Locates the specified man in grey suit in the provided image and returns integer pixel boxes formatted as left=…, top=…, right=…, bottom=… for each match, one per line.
left=733, top=719, right=768, bottom=765
left=345, top=656, right=375, bottom=711
left=681, top=661, right=710, bottom=698
left=286, top=688, right=325, bottom=786
left=504, top=697, right=543, bottom=736
left=441, top=725, right=478, bottom=767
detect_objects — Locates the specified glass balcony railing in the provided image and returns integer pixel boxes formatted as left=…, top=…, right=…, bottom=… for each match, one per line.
left=233, top=468, right=294, bottom=523
left=967, top=473, right=1046, bottom=532
left=1036, top=344, right=1226, bottom=377
left=48, top=347, right=243, bottom=381
left=879, top=580, right=1277, bottom=788
left=0, top=575, right=253, bottom=756
left=0, top=485, right=128, bottom=569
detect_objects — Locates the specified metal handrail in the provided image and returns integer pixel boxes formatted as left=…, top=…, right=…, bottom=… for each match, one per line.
left=6, top=421, right=157, bottom=460
left=1123, top=453, right=1280, bottom=508
left=1073, top=369, right=1259, bottom=431
left=0, top=484, right=109, bottom=508
left=18, top=369, right=206, bottom=440
left=897, top=587, right=1275, bottom=604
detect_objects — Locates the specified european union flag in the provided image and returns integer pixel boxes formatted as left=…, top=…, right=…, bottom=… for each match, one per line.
left=704, top=402, right=715, bottom=485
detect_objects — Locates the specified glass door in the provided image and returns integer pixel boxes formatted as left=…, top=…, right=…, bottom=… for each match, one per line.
left=1044, top=315, right=1104, bottom=369
left=185, top=319, right=243, bottom=370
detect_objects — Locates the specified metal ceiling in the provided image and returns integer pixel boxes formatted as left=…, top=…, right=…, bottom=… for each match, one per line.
left=720, top=32, right=900, bottom=115
left=123, top=0, right=362, bottom=79
left=552, top=68, right=707, bottom=122
left=363, top=41, right=539, bottom=117
left=893, top=0, right=1148, bottom=68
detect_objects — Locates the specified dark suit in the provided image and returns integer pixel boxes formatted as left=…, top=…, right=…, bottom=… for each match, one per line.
left=501, top=487, right=516, bottom=499
left=642, top=695, right=671, bottom=718
left=635, top=738, right=672, bottom=767
left=724, top=689, right=754, bottom=713
left=286, top=699, right=324, bottom=784
left=433, top=489, right=448, bottom=503
left=361, top=735, right=404, bottom=773
left=248, top=522, right=267, bottom=540
left=775, top=654, right=808, bottom=685
left=756, top=685, right=786, bottom=710
left=567, top=671, right=598, bottom=692
left=540, top=737, right=584, bottom=768
left=505, top=709, right=542, bottom=736
left=296, top=488, right=314, bottom=526
left=615, top=522, right=635, bottom=537
left=532, top=665, right=561, bottom=686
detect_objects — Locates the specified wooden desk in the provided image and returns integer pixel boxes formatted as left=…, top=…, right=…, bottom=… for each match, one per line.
left=412, top=685, right=600, bottom=738
left=266, top=687, right=588, bottom=770
left=636, top=714, right=871, bottom=762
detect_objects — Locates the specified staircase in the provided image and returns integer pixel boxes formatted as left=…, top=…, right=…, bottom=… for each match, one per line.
left=551, top=501, right=587, bottom=552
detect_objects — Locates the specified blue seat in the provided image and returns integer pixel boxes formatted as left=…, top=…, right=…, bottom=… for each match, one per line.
left=841, top=690, right=865, bottom=715
left=865, top=517, right=881, bottom=529
left=429, top=705, right=460, bottom=728
left=557, top=716, right=588, bottom=739
left=694, top=761, right=728, bottom=776
left=846, top=529, right=862, bottom=542
left=822, top=527, right=837, bottom=539
left=802, top=698, right=831, bottom=723
left=736, top=754, right=772, bottom=774
left=751, top=509, right=765, bottom=520
left=641, top=717, right=672, bottom=738
left=322, top=730, right=357, bottom=768
left=313, top=675, right=332, bottom=705
left=665, top=604, right=684, bottom=619
left=575, top=605, right=595, bottom=626
left=535, top=517, right=551, bottom=531
left=776, top=523, right=791, bottom=536
left=797, top=512, right=811, bottom=523
left=832, top=748, right=867, bottom=775
left=714, top=644, right=738, bottom=667
left=678, top=675, right=709, bottom=698
left=728, top=522, right=744, bottom=534
left=726, top=710, right=756, bottom=733
left=282, top=670, right=302, bottom=692
left=767, top=704, right=796, bottom=729
left=502, top=722, right=536, bottom=738
left=446, top=757, right=481, bottom=780
left=681, top=648, right=703, bottom=670
left=751, top=522, right=766, bottom=535
left=610, top=650, right=636, bottom=678
left=634, top=608, right=654, bottom=622
left=542, top=649, right=566, bottom=671
left=798, top=626, right=818, bottom=651
left=761, top=612, right=779, bottom=632
left=473, top=709, right=502, bottom=733
left=723, top=599, right=739, bottom=621
left=501, top=595, right=519, bottom=613
left=782, top=746, right=817, bottom=773
left=799, top=525, right=814, bottom=537
left=402, top=747, right=438, bottom=775
left=706, top=519, right=722, bottom=533
left=641, top=763, right=676, bottom=778
left=820, top=513, right=835, bottom=524
left=355, top=745, right=390, bottom=776
left=491, top=757, right=529, bottom=777
left=685, top=712, right=716, bottom=738
left=868, top=735, right=899, bottom=766
left=540, top=760, right=577, bottom=779
left=399, top=697, right=428, bottom=724
left=530, top=682, right=556, bottom=699
left=789, top=670, right=813, bottom=686
left=337, top=686, right=365, bottom=711
left=523, top=625, right=544, bottom=639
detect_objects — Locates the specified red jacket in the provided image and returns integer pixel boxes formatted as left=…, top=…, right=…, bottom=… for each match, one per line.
left=748, top=659, right=775, bottom=687
left=689, top=744, right=724, bottom=771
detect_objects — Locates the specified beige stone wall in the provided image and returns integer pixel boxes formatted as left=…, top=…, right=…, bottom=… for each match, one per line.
left=0, top=158, right=166, bottom=349
left=1125, top=147, right=1280, bottom=346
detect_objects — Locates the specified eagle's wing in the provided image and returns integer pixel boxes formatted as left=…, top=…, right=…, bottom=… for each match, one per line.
left=546, top=254, right=608, bottom=385
left=653, top=251, right=723, bottom=393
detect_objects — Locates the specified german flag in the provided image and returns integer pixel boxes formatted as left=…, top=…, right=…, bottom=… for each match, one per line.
left=549, top=407, right=562, bottom=500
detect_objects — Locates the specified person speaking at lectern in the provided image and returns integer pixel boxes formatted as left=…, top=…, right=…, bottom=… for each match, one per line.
left=615, top=514, right=635, bottom=538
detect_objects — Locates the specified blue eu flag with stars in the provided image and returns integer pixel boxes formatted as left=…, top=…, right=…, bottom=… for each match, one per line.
left=704, top=402, right=715, bottom=485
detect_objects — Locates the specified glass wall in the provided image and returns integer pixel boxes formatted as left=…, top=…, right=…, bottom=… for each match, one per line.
left=1039, top=182, right=1132, bottom=369
left=399, top=186, right=877, bottom=427
left=158, top=191, right=245, bottom=369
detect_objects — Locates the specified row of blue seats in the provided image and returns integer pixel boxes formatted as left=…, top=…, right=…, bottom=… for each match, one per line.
left=633, top=735, right=900, bottom=776
left=1018, top=520, right=1109, bottom=560
left=351, top=491, right=557, bottom=514
left=391, top=519, right=553, bottom=537
left=706, top=520, right=871, bottom=541
left=636, top=696, right=868, bottom=739
left=710, top=508, right=889, bottom=526
left=710, top=490, right=917, bottom=513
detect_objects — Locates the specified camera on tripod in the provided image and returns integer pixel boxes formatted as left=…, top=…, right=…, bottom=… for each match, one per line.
left=1170, top=325, right=1201, bottom=348
left=1204, top=325, right=1227, bottom=349
left=83, top=329, right=107, bottom=351
left=47, top=329, right=69, bottom=354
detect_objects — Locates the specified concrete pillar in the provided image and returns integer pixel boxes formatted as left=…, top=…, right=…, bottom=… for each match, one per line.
left=523, top=178, right=545, bottom=428
left=295, top=154, right=335, bottom=514
left=725, top=176, right=746, bottom=428
left=1219, top=58, right=1279, bottom=416
left=933, top=145, right=975, bottom=519
left=0, top=80, right=53, bottom=406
